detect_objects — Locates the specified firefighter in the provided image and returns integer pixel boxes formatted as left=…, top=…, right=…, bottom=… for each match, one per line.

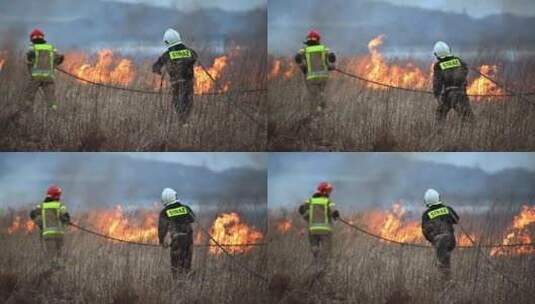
left=24, top=28, right=65, bottom=112
left=298, top=182, right=340, bottom=259
left=295, top=30, right=336, bottom=114
left=152, top=29, right=198, bottom=124
left=421, top=189, right=460, bottom=281
left=432, top=41, right=474, bottom=124
left=158, top=187, right=196, bottom=278
left=29, top=185, right=71, bottom=267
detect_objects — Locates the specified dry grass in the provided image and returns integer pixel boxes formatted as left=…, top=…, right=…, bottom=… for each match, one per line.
left=267, top=59, right=535, bottom=151
left=0, top=50, right=266, bottom=151
left=0, top=227, right=268, bottom=304
left=266, top=211, right=535, bottom=304
left=0, top=206, right=269, bottom=304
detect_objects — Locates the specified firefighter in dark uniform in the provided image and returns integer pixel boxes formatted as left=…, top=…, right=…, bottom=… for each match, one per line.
left=421, top=189, right=460, bottom=281
left=29, top=185, right=71, bottom=267
left=432, top=41, right=474, bottom=124
left=152, top=28, right=198, bottom=122
left=298, top=182, right=340, bottom=259
left=295, top=30, right=336, bottom=114
left=24, top=28, right=65, bottom=112
left=158, top=187, right=195, bottom=278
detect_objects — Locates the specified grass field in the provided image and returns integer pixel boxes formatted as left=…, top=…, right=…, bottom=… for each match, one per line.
left=0, top=211, right=268, bottom=304
left=0, top=49, right=266, bottom=151
left=267, top=58, right=535, bottom=151
left=266, top=210, right=535, bottom=304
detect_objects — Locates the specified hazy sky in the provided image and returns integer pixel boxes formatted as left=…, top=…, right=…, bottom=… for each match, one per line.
left=406, top=152, right=535, bottom=173
left=382, top=0, right=535, bottom=17
left=108, top=0, right=265, bottom=11
left=126, top=152, right=266, bottom=171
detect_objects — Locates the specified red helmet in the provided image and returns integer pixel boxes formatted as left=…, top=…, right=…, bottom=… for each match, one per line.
left=46, top=185, right=62, bottom=200
left=29, top=28, right=45, bottom=41
left=317, top=182, right=333, bottom=195
left=306, top=30, right=321, bottom=42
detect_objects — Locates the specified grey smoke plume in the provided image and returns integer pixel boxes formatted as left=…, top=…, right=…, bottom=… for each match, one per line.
left=0, top=153, right=267, bottom=212
left=268, top=153, right=535, bottom=209
left=268, top=0, right=535, bottom=55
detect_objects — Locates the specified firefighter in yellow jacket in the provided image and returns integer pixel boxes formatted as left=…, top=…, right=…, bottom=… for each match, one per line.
left=295, top=30, right=336, bottom=113
left=24, top=28, right=64, bottom=112
left=298, top=182, right=340, bottom=259
left=29, top=185, right=70, bottom=265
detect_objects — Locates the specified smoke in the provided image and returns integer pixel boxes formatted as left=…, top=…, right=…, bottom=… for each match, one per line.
left=0, top=153, right=267, bottom=212
left=268, top=0, right=535, bottom=55
left=268, top=153, right=535, bottom=210
left=0, top=0, right=266, bottom=51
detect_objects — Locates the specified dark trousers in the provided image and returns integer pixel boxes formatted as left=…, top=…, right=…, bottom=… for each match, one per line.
left=433, top=233, right=456, bottom=280
left=436, top=89, right=474, bottom=124
left=171, top=80, right=194, bottom=120
left=170, top=232, right=193, bottom=278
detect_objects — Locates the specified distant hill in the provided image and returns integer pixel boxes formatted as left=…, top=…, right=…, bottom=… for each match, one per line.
left=0, top=153, right=267, bottom=209
left=268, top=153, right=535, bottom=207
left=268, top=0, right=535, bottom=54
left=0, top=0, right=266, bottom=50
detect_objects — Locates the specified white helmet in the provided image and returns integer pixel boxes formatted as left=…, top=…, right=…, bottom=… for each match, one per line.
left=424, top=189, right=442, bottom=207
left=163, top=28, right=182, bottom=48
left=433, top=41, right=452, bottom=59
left=161, top=188, right=177, bottom=206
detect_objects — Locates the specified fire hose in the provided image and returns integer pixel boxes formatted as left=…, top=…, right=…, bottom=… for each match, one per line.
left=334, top=67, right=535, bottom=99
left=55, top=67, right=266, bottom=96
left=68, top=222, right=268, bottom=248
left=339, top=217, right=535, bottom=298
left=197, top=60, right=267, bottom=130
left=337, top=217, right=535, bottom=249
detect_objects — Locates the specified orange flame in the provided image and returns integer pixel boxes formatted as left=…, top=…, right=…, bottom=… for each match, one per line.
left=193, top=56, right=230, bottom=94
left=365, top=203, right=422, bottom=243
left=350, top=34, right=428, bottom=90
left=364, top=203, right=474, bottom=246
left=276, top=218, right=292, bottom=233
left=149, top=55, right=231, bottom=94
left=345, top=34, right=503, bottom=97
left=269, top=59, right=297, bottom=80
left=69, top=49, right=136, bottom=86
left=491, top=205, right=535, bottom=256
left=7, top=216, right=36, bottom=234
left=209, top=212, right=263, bottom=255
left=467, top=65, right=503, bottom=99
left=84, top=206, right=158, bottom=243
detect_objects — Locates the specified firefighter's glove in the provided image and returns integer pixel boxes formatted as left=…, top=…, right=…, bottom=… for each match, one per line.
left=332, top=210, right=340, bottom=220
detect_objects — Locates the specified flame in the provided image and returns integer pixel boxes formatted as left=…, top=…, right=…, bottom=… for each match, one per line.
left=491, top=205, right=535, bottom=256
left=149, top=55, right=231, bottom=94
left=7, top=216, right=36, bottom=234
left=64, top=49, right=135, bottom=86
left=350, top=34, right=428, bottom=90
left=193, top=56, right=230, bottom=94
left=269, top=59, right=297, bottom=80
left=346, top=34, right=504, bottom=97
left=209, top=212, right=263, bottom=255
left=467, top=65, right=503, bottom=99
left=84, top=206, right=158, bottom=243
left=363, top=203, right=475, bottom=246
left=276, top=218, right=292, bottom=233
left=365, top=203, right=422, bottom=243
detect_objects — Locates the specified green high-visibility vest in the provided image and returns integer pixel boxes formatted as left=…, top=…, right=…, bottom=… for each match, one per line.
left=31, top=43, right=55, bottom=80
left=169, top=49, right=192, bottom=60
left=166, top=206, right=189, bottom=217
left=40, top=201, right=67, bottom=238
left=304, top=45, right=330, bottom=81
left=308, top=197, right=334, bottom=234
left=439, top=58, right=461, bottom=71
left=427, top=207, right=450, bottom=220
